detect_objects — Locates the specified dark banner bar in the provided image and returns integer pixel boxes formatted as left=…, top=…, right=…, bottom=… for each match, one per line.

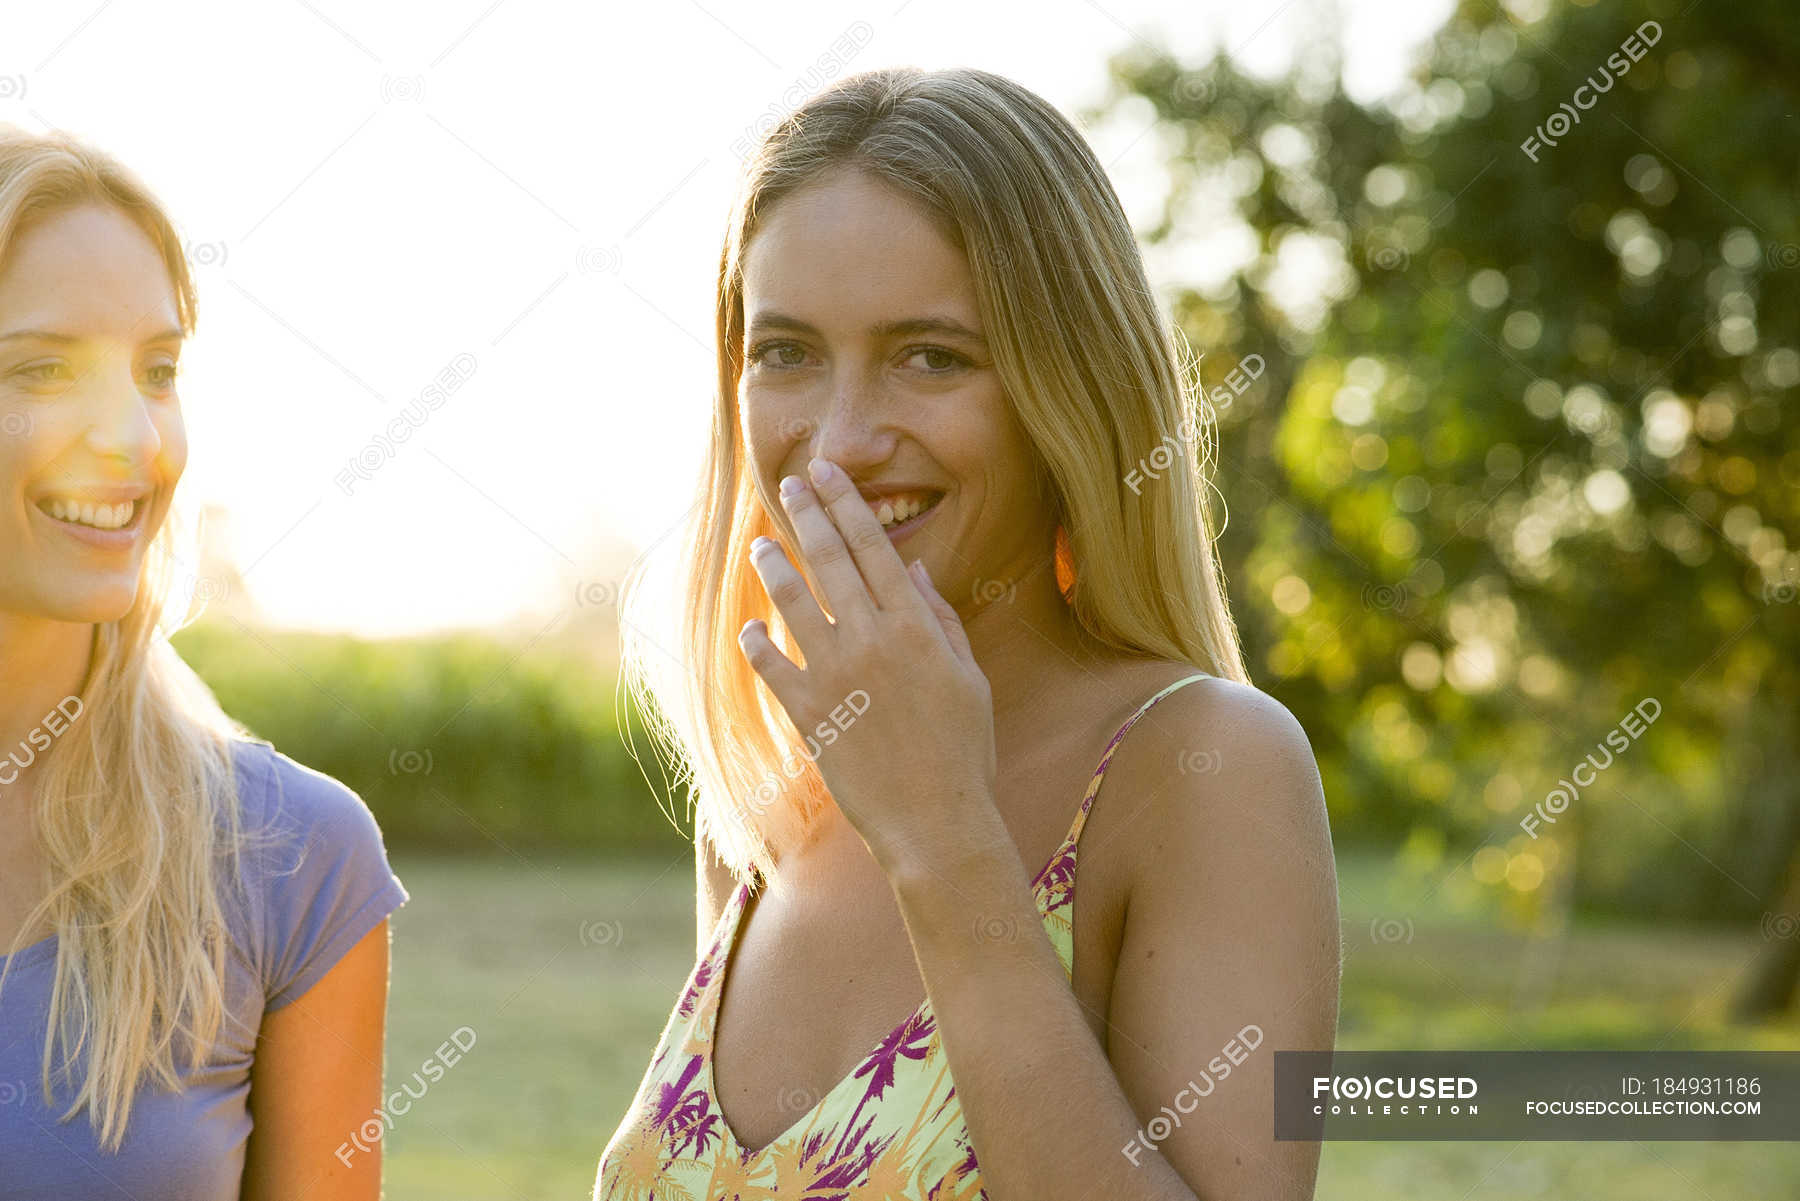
left=1274, top=1051, right=1800, bottom=1140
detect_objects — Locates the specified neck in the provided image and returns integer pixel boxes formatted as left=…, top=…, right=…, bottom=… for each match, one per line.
left=949, top=530, right=1115, bottom=762
left=0, top=612, right=94, bottom=802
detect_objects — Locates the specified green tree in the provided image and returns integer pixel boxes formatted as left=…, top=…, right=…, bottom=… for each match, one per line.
left=1095, top=0, right=1799, bottom=1014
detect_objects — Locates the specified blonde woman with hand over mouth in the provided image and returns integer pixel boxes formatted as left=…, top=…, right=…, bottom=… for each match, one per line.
left=0, top=126, right=407, bottom=1200
left=597, top=66, right=1339, bottom=1201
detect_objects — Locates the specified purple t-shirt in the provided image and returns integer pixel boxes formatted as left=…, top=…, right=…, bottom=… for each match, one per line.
left=0, top=738, right=408, bottom=1198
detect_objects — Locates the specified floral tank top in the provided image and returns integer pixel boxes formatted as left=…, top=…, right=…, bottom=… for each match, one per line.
left=593, top=671, right=1211, bottom=1200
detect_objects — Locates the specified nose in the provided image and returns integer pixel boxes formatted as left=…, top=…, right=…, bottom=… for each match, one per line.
left=82, top=355, right=163, bottom=465
left=807, top=370, right=894, bottom=482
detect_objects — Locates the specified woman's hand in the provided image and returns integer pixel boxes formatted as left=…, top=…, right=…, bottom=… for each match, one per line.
left=738, top=456, right=998, bottom=877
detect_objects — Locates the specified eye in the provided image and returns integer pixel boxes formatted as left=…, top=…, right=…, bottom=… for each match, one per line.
left=144, top=361, right=180, bottom=390
left=747, top=340, right=810, bottom=370
left=13, top=360, right=71, bottom=383
left=903, top=346, right=970, bottom=374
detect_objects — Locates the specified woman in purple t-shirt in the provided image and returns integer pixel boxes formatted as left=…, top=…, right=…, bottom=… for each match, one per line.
left=0, top=127, right=408, bottom=1199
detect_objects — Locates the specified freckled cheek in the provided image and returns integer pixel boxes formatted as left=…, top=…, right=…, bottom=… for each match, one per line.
left=153, top=409, right=189, bottom=487
left=992, top=416, right=1044, bottom=500
left=740, top=391, right=805, bottom=513
left=0, top=409, right=67, bottom=493
left=952, top=420, right=1032, bottom=533
left=0, top=446, right=28, bottom=516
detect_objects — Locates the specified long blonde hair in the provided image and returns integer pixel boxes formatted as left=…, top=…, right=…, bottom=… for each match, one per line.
left=621, top=67, right=1248, bottom=888
left=0, top=124, right=253, bottom=1151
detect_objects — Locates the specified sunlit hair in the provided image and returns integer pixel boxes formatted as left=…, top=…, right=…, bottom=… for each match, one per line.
left=621, top=66, right=1249, bottom=889
left=0, top=124, right=253, bottom=1152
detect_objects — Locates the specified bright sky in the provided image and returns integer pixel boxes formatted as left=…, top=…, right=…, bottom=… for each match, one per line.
left=3, top=0, right=1452, bottom=636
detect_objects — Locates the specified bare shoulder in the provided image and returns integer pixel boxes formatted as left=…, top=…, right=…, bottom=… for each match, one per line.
left=1100, top=670, right=1333, bottom=898
left=1095, top=684, right=1340, bottom=1194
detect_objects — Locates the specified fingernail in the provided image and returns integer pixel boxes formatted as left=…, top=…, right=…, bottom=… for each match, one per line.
left=750, top=536, right=775, bottom=557
left=779, top=475, right=805, bottom=498
left=807, top=457, right=832, bottom=486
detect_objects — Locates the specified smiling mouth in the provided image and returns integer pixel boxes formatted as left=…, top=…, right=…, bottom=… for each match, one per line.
left=871, top=491, right=944, bottom=530
left=35, top=496, right=144, bottom=531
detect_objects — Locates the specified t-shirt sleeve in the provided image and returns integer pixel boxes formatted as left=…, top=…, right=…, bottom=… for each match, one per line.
left=236, top=742, right=409, bottom=1012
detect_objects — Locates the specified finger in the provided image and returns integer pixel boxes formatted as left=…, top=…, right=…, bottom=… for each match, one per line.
left=749, top=535, right=833, bottom=657
left=909, top=559, right=975, bottom=668
left=778, top=470, right=874, bottom=628
left=806, top=457, right=917, bottom=612
left=737, top=617, right=806, bottom=704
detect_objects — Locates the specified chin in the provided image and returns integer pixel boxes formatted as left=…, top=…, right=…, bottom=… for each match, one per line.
left=41, top=578, right=146, bottom=625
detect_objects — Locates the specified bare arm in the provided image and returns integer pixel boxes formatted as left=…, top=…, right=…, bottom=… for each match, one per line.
left=887, top=682, right=1340, bottom=1200
left=241, top=920, right=392, bottom=1201
left=1104, top=685, right=1341, bottom=1197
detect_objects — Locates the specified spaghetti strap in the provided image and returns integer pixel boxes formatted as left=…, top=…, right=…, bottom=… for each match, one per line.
left=595, top=667, right=1221, bottom=1191
left=1061, top=669, right=1213, bottom=852
left=1026, top=668, right=1214, bottom=976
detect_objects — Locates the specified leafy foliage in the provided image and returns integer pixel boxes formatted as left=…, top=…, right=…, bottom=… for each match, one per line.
left=1093, top=0, right=1799, bottom=927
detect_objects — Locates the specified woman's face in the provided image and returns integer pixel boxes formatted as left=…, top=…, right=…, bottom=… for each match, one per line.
left=738, top=168, right=1053, bottom=614
left=0, top=204, right=187, bottom=625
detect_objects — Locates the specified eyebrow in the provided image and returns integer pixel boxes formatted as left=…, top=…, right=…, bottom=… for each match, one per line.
left=745, top=311, right=987, bottom=346
left=0, top=327, right=185, bottom=346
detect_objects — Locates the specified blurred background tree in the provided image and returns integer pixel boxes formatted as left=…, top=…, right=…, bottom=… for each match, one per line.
left=173, top=0, right=1799, bottom=1024
left=120, top=1, right=1800, bottom=1191
left=1086, top=0, right=1799, bottom=1016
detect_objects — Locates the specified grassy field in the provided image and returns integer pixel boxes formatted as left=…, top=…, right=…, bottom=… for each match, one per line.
left=380, top=849, right=1800, bottom=1200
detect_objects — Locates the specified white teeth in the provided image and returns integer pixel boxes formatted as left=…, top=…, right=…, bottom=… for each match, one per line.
left=42, top=497, right=138, bottom=530
left=876, top=495, right=937, bottom=528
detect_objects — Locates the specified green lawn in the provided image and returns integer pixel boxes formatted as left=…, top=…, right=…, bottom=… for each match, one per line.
left=380, top=849, right=1800, bottom=1200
